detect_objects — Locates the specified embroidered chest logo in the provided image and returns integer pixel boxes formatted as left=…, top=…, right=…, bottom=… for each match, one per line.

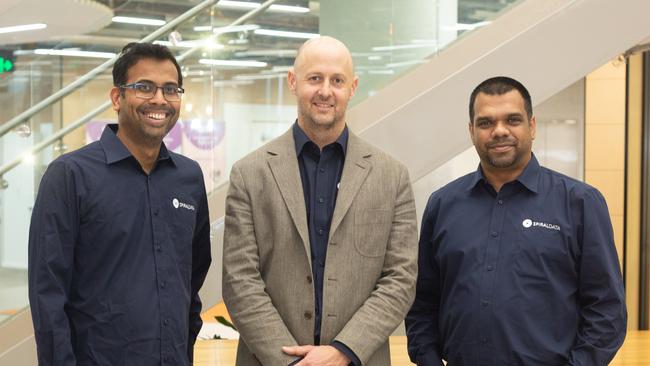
left=172, top=198, right=195, bottom=211
left=522, top=218, right=560, bottom=231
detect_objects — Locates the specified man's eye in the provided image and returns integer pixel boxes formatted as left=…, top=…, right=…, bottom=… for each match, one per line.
left=163, top=86, right=178, bottom=95
left=136, top=84, right=154, bottom=92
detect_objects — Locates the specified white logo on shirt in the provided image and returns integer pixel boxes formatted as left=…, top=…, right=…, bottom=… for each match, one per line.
left=523, top=218, right=560, bottom=231
left=172, top=198, right=195, bottom=211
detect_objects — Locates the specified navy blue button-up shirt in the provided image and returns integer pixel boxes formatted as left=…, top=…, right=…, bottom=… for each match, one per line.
left=28, top=124, right=212, bottom=366
left=406, top=155, right=626, bottom=366
left=292, top=123, right=360, bottom=366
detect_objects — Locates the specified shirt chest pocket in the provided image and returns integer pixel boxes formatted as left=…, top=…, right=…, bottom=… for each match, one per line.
left=166, top=202, right=197, bottom=265
left=515, top=226, right=574, bottom=273
left=354, top=208, right=392, bottom=257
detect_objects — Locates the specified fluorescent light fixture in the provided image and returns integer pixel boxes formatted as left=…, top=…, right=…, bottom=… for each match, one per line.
left=0, top=23, right=47, bottom=34
left=198, top=59, right=268, bottom=68
left=193, top=24, right=260, bottom=34
left=385, top=59, right=427, bottom=68
left=372, top=43, right=437, bottom=51
left=234, top=49, right=297, bottom=58
left=367, top=55, right=382, bottom=61
left=233, top=73, right=285, bottom=81
left=254, top=29, right=319, bottom=39
left=34, top=49, right=116, bottom=59
left=217, top=1, right=309, bottom=13
left=112, top=16, right=166, bottom=26
left=213, top=79, right=254, bottom=87
left=154, top=40, right=224, bottom=49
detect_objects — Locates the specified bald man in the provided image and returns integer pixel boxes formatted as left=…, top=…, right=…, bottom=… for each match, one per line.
left=222, top=36, right=418, bottom=366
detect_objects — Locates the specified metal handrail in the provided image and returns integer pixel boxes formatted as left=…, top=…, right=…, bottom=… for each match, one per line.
left=0, top=0, right=220, bottom=138
left=0, top=0, right=278, bottom=182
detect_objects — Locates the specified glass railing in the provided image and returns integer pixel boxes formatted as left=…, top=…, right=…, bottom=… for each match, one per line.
left=0, top=0, right=523, bottom=325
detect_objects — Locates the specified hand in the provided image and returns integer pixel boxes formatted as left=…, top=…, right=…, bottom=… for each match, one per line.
left=282, top=345, right=350, bottom=366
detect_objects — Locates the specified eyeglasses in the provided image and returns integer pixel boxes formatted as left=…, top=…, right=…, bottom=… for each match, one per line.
left=119, top=82, right=185, bottom=101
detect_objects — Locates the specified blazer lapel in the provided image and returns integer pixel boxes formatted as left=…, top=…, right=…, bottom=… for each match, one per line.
left=329, top=132, right=372, bottom=239
left=266, top=130, right=312, bottom=264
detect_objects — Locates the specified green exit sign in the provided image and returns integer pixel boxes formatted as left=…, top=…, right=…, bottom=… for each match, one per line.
left=0, top=51, right=15, bottom=74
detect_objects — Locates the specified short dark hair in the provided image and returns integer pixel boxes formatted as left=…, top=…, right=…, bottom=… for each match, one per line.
left=112, top=42, right=183, bottom=87
left=469, top=76, right=532, bottom=122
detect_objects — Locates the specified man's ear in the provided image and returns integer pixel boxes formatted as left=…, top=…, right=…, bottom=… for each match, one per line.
left=287, top=68, right=297, bottom=95
left=110, top=87, right=121, bottom=112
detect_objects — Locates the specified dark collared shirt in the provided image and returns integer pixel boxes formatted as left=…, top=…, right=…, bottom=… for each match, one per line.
left=406, top=155, right=626, bottom=366
left=28, top=124, right=212, bottom=366
left=292, top=123, right=360, bottom=366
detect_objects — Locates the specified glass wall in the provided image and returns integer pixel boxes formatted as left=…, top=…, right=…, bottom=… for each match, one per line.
left=0, top=0, right=523, bottom=322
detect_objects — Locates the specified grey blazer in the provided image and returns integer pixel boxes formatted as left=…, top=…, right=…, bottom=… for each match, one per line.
left=222, top=128, right=418, bottom=365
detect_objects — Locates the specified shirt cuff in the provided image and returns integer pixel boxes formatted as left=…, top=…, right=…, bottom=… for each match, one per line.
left=331, top=340, right=361, bottom=366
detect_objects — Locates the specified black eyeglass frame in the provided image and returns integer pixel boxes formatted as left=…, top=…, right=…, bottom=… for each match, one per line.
left=119, top=82, right=185, bottom=101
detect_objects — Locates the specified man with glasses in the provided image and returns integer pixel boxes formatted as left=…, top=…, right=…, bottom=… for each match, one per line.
left=28, top=42, right=211, bottom=366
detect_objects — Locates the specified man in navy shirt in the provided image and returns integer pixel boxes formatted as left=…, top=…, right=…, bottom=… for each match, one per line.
left=406, top=76, right=626, bottom=365
left=28, top=43, right=211, bottom=365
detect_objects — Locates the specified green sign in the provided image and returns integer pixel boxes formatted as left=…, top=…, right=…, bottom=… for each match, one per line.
left=0, top=57, right=14, bottom=73
left=0, top=51, right=15, bottom=73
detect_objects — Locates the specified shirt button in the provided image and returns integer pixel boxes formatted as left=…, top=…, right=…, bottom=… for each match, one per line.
left=319, top=168, right=325, bottom=173
left=153, top=208, right=159, bottom=216
left=490, top=231, right=498, bottom=238
left=318, top=197, right=325, bottom=203
left=304, top=311, right=312, bottom=320
left=318, top=229, right=324, bottom=236
left=487, top=265, right=494, bottom=271
left=481, top=300, right=489, bottom=307
left=163, top=319, right=170, bottom=326
left=306, top=276, right=312, bottom=284
left=156, top=245, right=162, bottom=252
left=498, top=200, right=503, bottom=205
left=160, top=280, right=166, bottom=288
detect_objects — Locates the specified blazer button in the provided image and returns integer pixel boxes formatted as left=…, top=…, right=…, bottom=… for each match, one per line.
left=306, top=276, right=312, bottom=284
left=304, top=311, right=312, bottom=320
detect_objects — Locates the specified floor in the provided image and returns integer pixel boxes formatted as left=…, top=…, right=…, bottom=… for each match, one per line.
left=0, top=267, right=29, bottom=324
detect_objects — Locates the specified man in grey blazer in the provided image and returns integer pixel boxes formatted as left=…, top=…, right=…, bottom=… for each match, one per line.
left=222, top=36, right=418, bottom=366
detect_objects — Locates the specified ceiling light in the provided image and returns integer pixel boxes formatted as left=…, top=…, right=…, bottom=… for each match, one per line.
left=154, top=40, right=224, bottom=49
left=254, top=29, right=319, bottom=39
left=112, top=16, right=166, bottom=26
left=217, top=1, right=309, bottom=13
left=198, top=59, right=268, bottom=68
left=0, top=23, right=47, bottom=34
left=213, top=79, right=254, bottom=87
left=193, top=24, right=260, bottom=34
left=233, top=73, right=285, bottom=81
left=34, top=49, right=116, bottom=59
left=234, top=49, right=296, bottom=57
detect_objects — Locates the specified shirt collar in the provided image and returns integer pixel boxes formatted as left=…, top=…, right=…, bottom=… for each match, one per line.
left=292, top=121, right=348, bottom=156
left=466, top=153, right=540, bottom=193
left=100, top=124, right=175, bottom=166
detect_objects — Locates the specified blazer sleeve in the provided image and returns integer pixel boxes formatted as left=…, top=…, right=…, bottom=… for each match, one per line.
left=222, top=163, right=299, bottom=365
left=332, top=163, right=419, bottom=364
left=28, top=161, right=78, bottom=366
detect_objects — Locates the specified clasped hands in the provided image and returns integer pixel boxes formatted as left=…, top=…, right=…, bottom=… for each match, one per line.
left=282, top=345, right=350, bottom=366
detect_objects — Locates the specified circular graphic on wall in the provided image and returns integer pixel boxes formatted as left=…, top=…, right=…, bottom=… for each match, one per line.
left=183, top=119, right=225, bottom=150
